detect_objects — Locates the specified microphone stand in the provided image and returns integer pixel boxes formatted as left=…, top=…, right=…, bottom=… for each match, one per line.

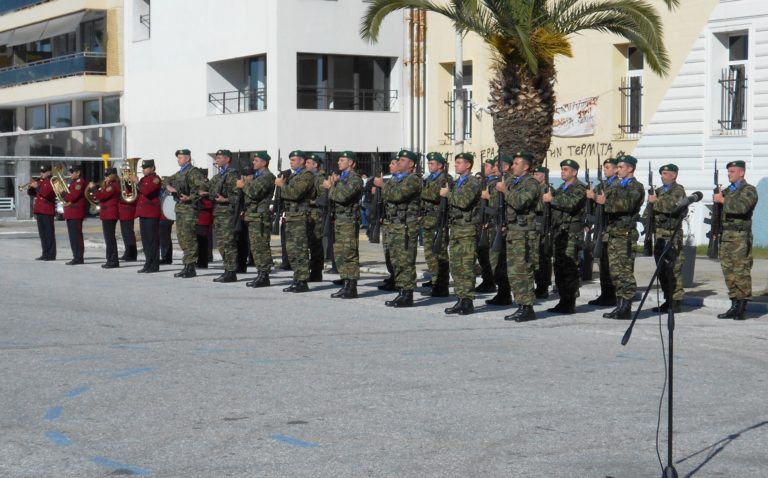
left=622, top=211, right=686, bottom=478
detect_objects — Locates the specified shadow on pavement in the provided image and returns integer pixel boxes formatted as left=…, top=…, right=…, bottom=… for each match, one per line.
left=675, top=420, right=768, bottom=477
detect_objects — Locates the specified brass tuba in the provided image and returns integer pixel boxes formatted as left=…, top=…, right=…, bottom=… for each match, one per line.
left=119, top=157, right=140, bottom=203
left=50, top=165, right=70, bottom=205
left=85, top=182, right=100, bottom=214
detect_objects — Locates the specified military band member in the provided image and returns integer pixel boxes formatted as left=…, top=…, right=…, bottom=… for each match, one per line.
left=543, top=159, right=587, bottom=314
left=474, top=158, right=496, bottom=294
left=644, top=164, right=687, bottom=313
left=204, top=150, right=239, bottom=283
left=62, top=165, right=87, bottom=265
left=165, top=149, right=208, bottom=279
left=325, top=151, right=364, bottom=299
left=28, top=164, right=57, bottom=261
left=376, top=157, right=400, bottom=290
left=276, top=150, right=315, bottom=292
left=496, top=152, right=541, bottom=322
left=420, top=152, right=451, bottom=297
left=586, top=157, right=619, bottom=306
left=596, top=154, right=645, bottom=319
left=483, top=155, right=513, bottom=306
left=134, top=159, right=162, bottom=273
left=714, top=160, right=758, bottom=321
left=238, top=151, right=276, bottom=288
left=376, top=150, right=422, bottom=308
left=442, top=152, right=482, bottom=315
left=90, top=168, right=121, bottom=268
left=532, top=166, right=551, bottom=299
left=119, top=183, right=138, bottom=262
left=305, top=154, right=326, bottom=282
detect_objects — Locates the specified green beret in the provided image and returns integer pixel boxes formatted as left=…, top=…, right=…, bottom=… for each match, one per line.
left=726, top=160, right=746, bottom=169
left=215, top=149, right=232, bottom=158
left=289, top=150, right=307, bottom=159
left=175, top=149, right=191, bottom=156
left=617, top=154, right=637, bottom=167
left=427, top=152, right=446, bottom=164
left=339, top=151, right=357, bottom=162
left=658, top=164, right=678, bottom=174
left=398, top=149, right=418, bottom=161
left=497, top=155, right=513, bottom=166
left=604, top=157, right=619, bottom=166
left=306, top=153, right=321, bottom=164
left=485, top=157, right=496, bottom=165
left=252, top=150, right=271, bottom=162
left=514, top=151, right=535, bottom=162
left=534, top=166, right=549, bottom=174
left=560, top=159, right=579, bottom=170
left=455, top=152, right=474, bottom=162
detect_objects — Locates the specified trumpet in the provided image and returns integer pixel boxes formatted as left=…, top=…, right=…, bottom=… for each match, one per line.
left=17, top=177, right=41, bottom=191
left=119, top=157, right=140, bottom=203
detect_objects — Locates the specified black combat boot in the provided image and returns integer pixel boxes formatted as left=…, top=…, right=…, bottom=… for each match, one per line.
left=733, top=300, right=748, bottom=321
left=252, top=272, right=270, bottom=288
left=332, top=278, right=345, bottom=285
left=474, top=280, right=496, bottom=294
left=458, top=298, right=474, bottom=316
left=393, top=290, right=414, bottom=308
left=342, top=280, right=358, bottom=299
left=245, top=272, right=261, bottom=288
left=547, top=294, right=576, bottom=314
left=283, top=281, right=298, bottom=292
left=331, top=280, right=348, bottom=298
left=444, top=299, right=463, bottom=314
left=602, top=298, right=623, bottom=319
left=378, top=276, right=397, bottom=291
left=486, top=279, right=512, bottom=306
left=174, top=264, right=190, bottom=278
left=293, top=280, right=309, bottom=293
left=616, top=299, right=632, bottom=320
left=505, top=305, right=537, bottom=322
left=308, top=269, right=323, bottom=283
left=534, top=285, right=549, bottom=300
left=385, top=290, right=404, bottom=307
left=181, top=264, right=196, bottom=278
left=430, top=263, right=450, bottom=297
left=214, top=271, right=237, bottom=283
left=717, top=300, right=738, bottom=319
left=588, top=293, right=616, bottom=306
left=421, top=280, right=433, bottom=288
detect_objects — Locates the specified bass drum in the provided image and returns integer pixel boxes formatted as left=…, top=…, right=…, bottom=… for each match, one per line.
left=161, top=195, right=177, bottom=221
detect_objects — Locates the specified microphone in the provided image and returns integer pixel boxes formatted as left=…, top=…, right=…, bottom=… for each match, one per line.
left=672, top=191, right=703, bottom=214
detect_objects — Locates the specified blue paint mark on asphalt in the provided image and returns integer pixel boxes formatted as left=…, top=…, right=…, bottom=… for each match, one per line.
left=65, top=386, right=90, bottom=398
left=91, top=456, right=152, bottom=476
left=46, top=431, right=72, bottom=447
left=44, top=406, right=63, bottom=420
left=270, top=434, right=319, bottom=448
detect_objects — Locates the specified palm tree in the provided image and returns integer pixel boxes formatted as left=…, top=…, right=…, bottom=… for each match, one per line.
left=361, top=0, right=671, bottom=165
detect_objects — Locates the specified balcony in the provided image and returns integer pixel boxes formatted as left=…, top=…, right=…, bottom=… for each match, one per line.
left=297, top=87, right=398, bottom=112
left=0, top=123, right=124, bottom=160
left=208, top=88, right=267, bottom=115
left=0, top=52, right=106, bottom=89
left=0, top=0, right=51, bottom=16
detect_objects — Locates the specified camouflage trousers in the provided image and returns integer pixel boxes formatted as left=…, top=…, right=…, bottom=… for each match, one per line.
left=285, top=214, right=310, bottom=281
left=422, top=215, right=448, bottom=279
left=488, top=225, right=510, bottom=290
left=175, top=207, right=198, bottom=265
left=534, top=232, right=551, bottom=287
left=213, top=211, right=237, bottom=272
left=248, top=215, right=273, bottom=273
left=607, top=229, right=639, bottom=300
left=334, top=222, right=360, bottom=280
left=506, top=229, right=538, bottom=306
left=449, top=225, right=477, bottom=300
left=654, top=230, right=684, bottom=301
left=552, top=227, right=581, bottom=297
left=308, top=210, right=324, bottom=273
left=719, top=230, right=753, bottom=300
left=387, top=222, right=419, bottom=290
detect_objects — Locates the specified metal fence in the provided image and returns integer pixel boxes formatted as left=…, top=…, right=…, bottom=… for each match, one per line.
left=297, top=87, right=397, bottom=112
left=208, top=88, right=267, bottom=114
left=718, top=66, right=747, bottom=134
left=619, top=76, right=643, bottom=139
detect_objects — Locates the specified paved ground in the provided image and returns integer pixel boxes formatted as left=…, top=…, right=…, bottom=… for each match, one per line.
left=1, top=219, right=767, bottom=477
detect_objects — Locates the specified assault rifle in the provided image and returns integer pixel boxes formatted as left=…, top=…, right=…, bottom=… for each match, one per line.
left=593, top=157, right=606, bottom=259
left=542, top=160, right=553, bottom=257
left=581, top=160, right=594, bottom=280
left=431, top=172, right=451, bottom=254
left=490, top=170, right=507, bottom=253
left=706, top=159, right=722, bottom=258
left=368, top=148, right=382, bottom=244
left=321, top=149, right=335, bottom=261
left=232, top=151, right=247, bottom=234
left=643, top=161, right=655, bottom=256
left=271, top=150, right=288, bottom=235
left=477, top=162, right=490, bottom=251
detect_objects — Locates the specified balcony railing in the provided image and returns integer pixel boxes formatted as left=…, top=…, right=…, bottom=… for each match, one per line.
left=618, top=75, right=643, bottom=139
left=0, top=52, right=107, bottom=89
left=0, top=123, right=124, bottom=160
left=0, top=0, right=50, bottom=16
left=444, top=89, right=473, bottom=141
left=718, top=66, right=747, bottom=135
left=297, top=87, right=398, bottom=111
left=208, top=88, right=267, bottom=114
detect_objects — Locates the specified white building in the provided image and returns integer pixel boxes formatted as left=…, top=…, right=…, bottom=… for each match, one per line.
left=123, top=0, right=408, bottom=177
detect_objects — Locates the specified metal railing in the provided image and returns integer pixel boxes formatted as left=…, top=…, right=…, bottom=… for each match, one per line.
left=0, top=123, right=124, bottom=160
left=0, top=52, right=107, bottom=89
left=444, top=89, right=472, bottom=140
left=208, top=88, right=267, bottom=114
left=0, top=0, right=50, bottom=16
left=618, top=76, right=642, bottom=139
left=297, top=87, right=397, bottom=111
left=718, top=66, right=747, bottom=134
left=140, top=13, right=151, bottom=30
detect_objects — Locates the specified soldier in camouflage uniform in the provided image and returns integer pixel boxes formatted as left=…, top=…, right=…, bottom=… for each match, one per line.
left=482, top=156, right=513, bottom=305
left=165, top=149, right=208, bottom=279
left=375, top=150, right=422, bottom=308
left=205, top=149, right=240, bottom=283
left=714, top=160, right=758, bottom=321
left=596, top=154, right=645, bottom=319
left=376, top=158, right=400, bottom=290
left=275, top=150, right=315, bottom=293
left=305, top=154, right=326, bottom=282
left=543, top=159, right=587, bottom=314
left=533, top=166, right=551, bottom=299
left=496, top=151, right=541, bottom=322
left=238, top=151, right=275, bottom=288
left=442, top=153, right=482, bottom=315
left=324, top=151, right=364, bottom=299
left=642, top=163, right=687, bottom=313
left=586, top=157, right=619, bottom=306
left=420, top=152, right=451, bottom=297
left=474, top=159, right=497, bottom=294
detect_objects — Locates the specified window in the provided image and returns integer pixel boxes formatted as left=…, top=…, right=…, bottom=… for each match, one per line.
left=207, top=56, right=266, bottom=114
left=619, top=46, right=643, bottom=138
left=445, top=63, right=473, bottom=141
left=102, top=96, right=120, bottom=123
left=297, top=53, right=396, bottom=111
left=83, top=99, right=100, bottom=125
left=25, top=106, right=46, bottom=130
left=81, top=18, right=105, bottom=53
left=719, top=34, right=748, bottom=132
left=248, top=56, right=267, bottom=111
left=49, top=102, right=71, bottom=128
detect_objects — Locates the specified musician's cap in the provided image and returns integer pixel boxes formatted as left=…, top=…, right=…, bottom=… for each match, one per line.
left=289, top=150, right=306, bottom=159
left=534, top=166, right=549, bottom=174
left=497, top=155, right=514, bottom=166
left=105, top=167, right=118, bottom=176
left=339, top=151, right=357, bottom=163
left=306, top=153, right=321, bottom=164
left=175, top=148, right=191, bottom=157
left=726, top=160, right=746, bottom=169
left=397, top=149, right=418, bottom=161
left=215, top=149, right=232, bottom=158
left=659, top=164, right=679, bottom=173
left=251, top=150, right=271, bottom=162
left=604, top=157, right=619, bottom=165
left=427, top=152, right=446, bottom=164
left=617, top=154, right=637, bottom=167
left=141, top=159, right=155, bottom=169
left=39, top=164, right=51, bottom=173
left=513, top=151, right=535, bottom=163
left=560, top=159, right=579, bottom=170
left=455, top=152, right=474, bottom=163
left=69, top=164, right=82, bottom=173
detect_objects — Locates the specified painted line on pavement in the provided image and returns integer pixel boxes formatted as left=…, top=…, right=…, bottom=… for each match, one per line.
left=44, top=406, right=63, bottom=421
left=65, top=386, right=90, bottom=398
left=45, top=431, right=72, bottom=447
left=270, top=433, right=319, bottom=448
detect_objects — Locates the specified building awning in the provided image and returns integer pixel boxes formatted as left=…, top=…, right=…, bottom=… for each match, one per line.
left=42, top=11, right=86, bottom=40
left=1, top=11, right=87, bottom=47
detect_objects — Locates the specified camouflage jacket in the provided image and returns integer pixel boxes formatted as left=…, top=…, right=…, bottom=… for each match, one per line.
left=448, top=174, right=482, bottom=227
left=329, top=170, right=364, bottom=224
left=208, top=166, right=239, bottom=215
left=308, top=171, right=325, bottom=216
left=722, top=180, right=758, bottom=232
left=604, top=176, right=645, bottom=232
left=504, top=173, right=540, bottom=231
left=421, top=171, right=451, bottom=216
left=384, top=172, right=422, bottom=225
left=486, top=175, right=501, bottom=217
left=550, top=180, right=587, bottom=231
left=643, top=182, right=686, bottom=234
left=281, top=168, right=314, bottom=216
left=243, top=169, right=276, bottom=220
left=167, top=165, right=208, bottom=214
